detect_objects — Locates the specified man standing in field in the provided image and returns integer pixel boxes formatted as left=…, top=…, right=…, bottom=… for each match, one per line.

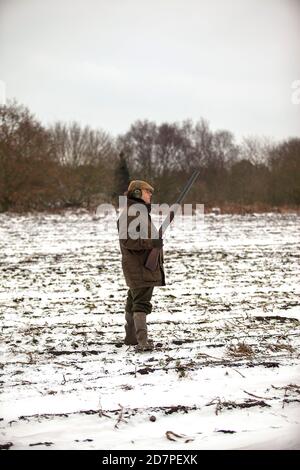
left=117, top=180, right=165, bottom=351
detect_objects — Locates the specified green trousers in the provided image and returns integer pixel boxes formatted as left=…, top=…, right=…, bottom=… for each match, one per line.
left=125, top=287, right=154, bottom=315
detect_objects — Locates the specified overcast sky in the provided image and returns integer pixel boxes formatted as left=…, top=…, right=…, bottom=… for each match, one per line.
left=0, top=0, right=299, bottom=141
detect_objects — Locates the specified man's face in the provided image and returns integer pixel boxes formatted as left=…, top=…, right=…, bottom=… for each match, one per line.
left=141, top=188, right=153, bottom=204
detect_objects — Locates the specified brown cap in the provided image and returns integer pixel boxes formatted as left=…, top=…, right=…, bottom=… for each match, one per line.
left=128, top=180, right=154, bottom=193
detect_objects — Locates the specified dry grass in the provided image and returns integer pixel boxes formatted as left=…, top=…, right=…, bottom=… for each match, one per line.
left=266, top=343, right=295, bottom=353
left=226, top=342, right=254, bottom=357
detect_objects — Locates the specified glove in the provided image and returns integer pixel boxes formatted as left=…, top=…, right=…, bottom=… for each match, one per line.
left=152, top=238, right=163, bottom=249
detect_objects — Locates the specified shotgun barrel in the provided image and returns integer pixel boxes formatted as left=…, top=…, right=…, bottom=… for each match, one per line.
left=145, top=170, right=200, bottom=272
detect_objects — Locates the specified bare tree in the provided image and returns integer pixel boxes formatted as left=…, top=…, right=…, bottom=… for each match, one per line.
left=0, top=100, right=56, bottom=211
left=49, top=121, right=114, bottom=167
left=268, top=138, right=300, bottom=205
left=240, top=136, right=275, bottom=166
left=117, top=120, right=157, bottom=179
left=48, top=121, right=117, bottom=207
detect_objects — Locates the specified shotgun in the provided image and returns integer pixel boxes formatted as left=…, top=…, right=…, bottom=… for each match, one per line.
left=145, top=170, right=200, bottom=272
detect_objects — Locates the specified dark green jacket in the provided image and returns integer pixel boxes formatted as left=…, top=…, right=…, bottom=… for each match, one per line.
left=117, top=196, right=165, bottom=288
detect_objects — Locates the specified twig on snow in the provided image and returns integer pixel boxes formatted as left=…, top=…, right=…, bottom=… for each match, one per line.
left=166, top=430, right=194, bottom=443
left=114, top=403, right=128, bottom=429
left=98, top=396, right=111, bottom=418
left=243, top=390, right=270, bottom=400
left=231, top=368, right=246, bottom=378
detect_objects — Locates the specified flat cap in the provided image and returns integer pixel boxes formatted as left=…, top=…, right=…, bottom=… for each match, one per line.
left=128, top=180, right=154, bottom=193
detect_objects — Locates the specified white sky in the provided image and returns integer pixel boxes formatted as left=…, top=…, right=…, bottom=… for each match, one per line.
left=0, top=0, right=299, bottom=141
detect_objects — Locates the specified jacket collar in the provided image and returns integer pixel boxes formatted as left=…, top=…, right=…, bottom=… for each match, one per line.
left=127, top=196, right=151, bottom=213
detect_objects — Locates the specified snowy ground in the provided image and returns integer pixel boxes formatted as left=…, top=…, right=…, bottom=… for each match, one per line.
left=0, top=210, right=300, bottom=450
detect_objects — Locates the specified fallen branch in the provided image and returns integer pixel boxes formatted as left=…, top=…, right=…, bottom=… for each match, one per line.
left=166, top=431, right=194, bottom=443
left=205, top=397, right=271, bottom=414
left=243, top=390, right=271, bottom=400
left=114, top=404, right=127, bottom=429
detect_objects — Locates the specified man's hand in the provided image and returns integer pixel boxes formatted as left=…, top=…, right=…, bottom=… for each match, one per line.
left=152, top=238, right=163, bottom=249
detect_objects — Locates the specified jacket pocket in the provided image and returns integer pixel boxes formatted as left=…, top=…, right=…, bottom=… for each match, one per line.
left=142, top=265, right=161, bottom=282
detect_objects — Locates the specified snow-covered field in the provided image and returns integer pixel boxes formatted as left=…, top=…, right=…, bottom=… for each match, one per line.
left=0, top=210, right=299, bottom=450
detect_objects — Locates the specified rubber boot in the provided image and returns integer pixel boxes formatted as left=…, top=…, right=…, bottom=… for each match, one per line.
left=133, top=312, right=153, bottom=351
left=124, top=311, right=138, bottom=345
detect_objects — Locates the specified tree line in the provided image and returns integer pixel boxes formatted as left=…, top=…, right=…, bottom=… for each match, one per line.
left=0, top=100, right=299, bottom=212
